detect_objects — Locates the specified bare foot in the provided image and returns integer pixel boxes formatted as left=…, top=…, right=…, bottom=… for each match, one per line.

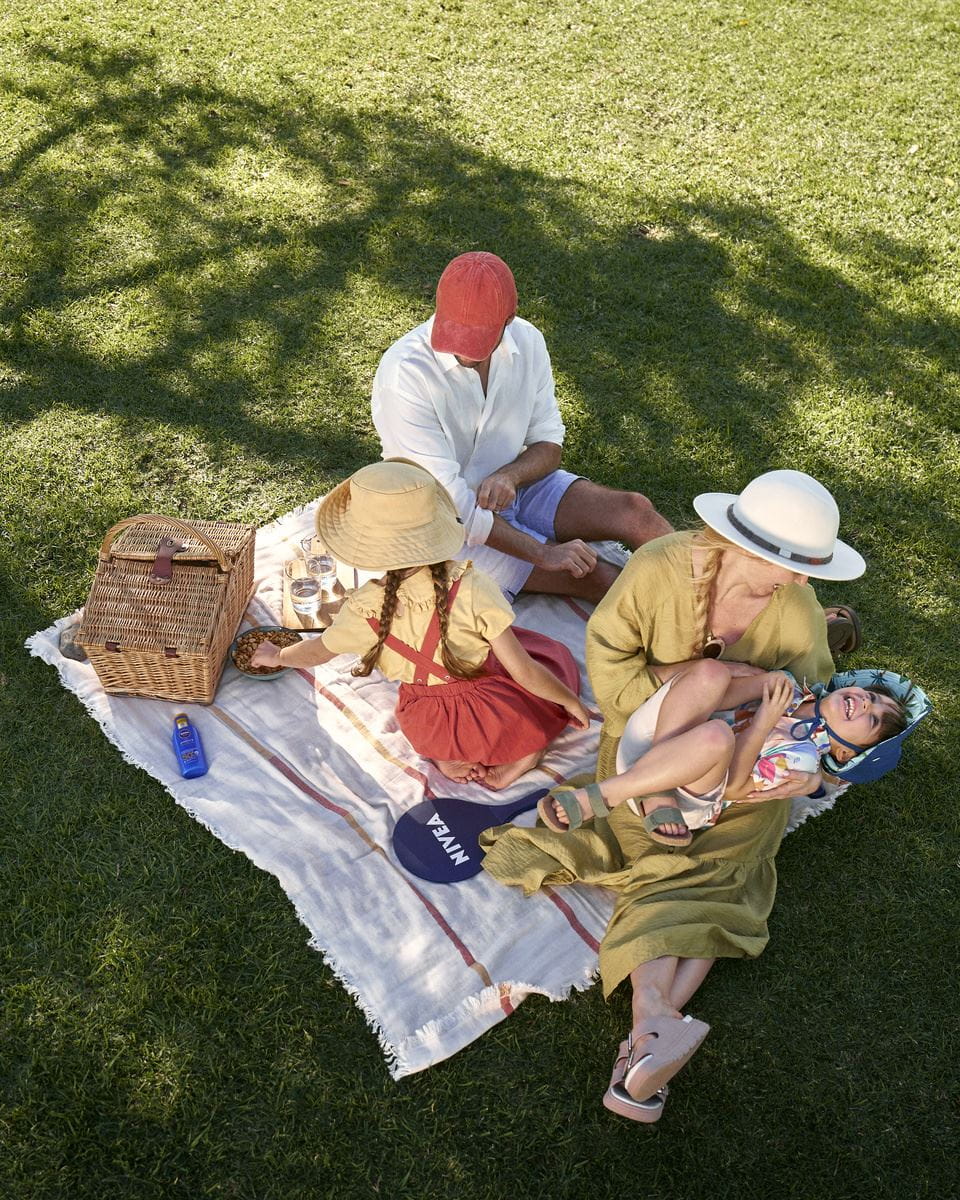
left=482, top=751, right=542, bottom=791
left=435, top=759, right=487, bottom=784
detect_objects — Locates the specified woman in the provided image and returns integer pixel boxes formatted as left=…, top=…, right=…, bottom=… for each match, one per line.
left=481, top=469, right=866, bottom=1122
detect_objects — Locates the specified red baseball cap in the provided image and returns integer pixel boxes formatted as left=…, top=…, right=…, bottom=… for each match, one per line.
left=430, top=252, right=518, bottom=361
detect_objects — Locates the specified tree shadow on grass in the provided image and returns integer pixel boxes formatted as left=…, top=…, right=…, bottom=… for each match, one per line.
left=1, top=36, right=956, bottom=637
left=2, top=36, right=956, bottom=1195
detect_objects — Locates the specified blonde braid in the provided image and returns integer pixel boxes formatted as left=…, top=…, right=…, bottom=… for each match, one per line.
left=690, top=526, right=732, bottom=657
left=352, top=570, right=403, bottom=677
left=430, top=562, right=484, bottom=680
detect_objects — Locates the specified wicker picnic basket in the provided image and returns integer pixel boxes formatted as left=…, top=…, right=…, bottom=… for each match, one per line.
left=76, top=514, right=256, bottom=704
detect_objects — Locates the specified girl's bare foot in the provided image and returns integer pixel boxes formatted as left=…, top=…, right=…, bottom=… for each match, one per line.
left=482, top=751, right=542, bottom=791
left=435, top=759, right=487, bottom=784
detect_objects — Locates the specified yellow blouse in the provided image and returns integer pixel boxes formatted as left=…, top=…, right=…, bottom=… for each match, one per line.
left=319, top=561, right=515, bottom=684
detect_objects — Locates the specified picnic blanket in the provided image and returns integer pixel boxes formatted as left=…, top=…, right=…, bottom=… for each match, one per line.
left=27, top=501, right=838, bottom=1078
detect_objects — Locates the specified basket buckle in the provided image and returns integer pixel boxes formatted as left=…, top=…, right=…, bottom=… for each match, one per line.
left=152, top=536, right=187, bottom=583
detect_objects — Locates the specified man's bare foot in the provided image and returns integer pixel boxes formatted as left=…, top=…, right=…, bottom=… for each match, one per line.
left=435, top=759, right=487, bottom=784
left=482, top=751, right=542, bottom=791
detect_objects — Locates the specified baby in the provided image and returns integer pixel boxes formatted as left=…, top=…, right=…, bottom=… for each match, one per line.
left=538, top=658, right=909, bottom=844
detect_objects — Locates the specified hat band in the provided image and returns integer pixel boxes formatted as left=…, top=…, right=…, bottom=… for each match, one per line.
left=726, top=504, right=833, bottom=566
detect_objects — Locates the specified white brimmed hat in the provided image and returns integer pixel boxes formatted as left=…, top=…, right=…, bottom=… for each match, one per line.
left=316, top=459, right=465, bottom=571
left=692, top=469, right=865, bottom=581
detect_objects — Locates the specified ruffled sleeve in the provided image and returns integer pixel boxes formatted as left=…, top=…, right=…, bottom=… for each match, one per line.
left=461, top=565, right=515, bottom=644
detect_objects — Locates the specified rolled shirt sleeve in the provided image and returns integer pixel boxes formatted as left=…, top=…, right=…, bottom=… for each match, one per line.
left=523, top=332, right=565, bottom=447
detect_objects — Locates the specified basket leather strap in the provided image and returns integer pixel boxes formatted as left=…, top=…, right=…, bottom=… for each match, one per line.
left=151, top=537, right=187, bottom=583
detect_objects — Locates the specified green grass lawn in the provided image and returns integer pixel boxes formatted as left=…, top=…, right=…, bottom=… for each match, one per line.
left=1, top=1, right=958, bottom=1196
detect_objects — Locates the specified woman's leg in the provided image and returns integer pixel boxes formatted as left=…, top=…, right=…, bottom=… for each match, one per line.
left=669, top=957, right=715, bottom=1010
left=630, top=957, right=683, bottom=1029
left=623, top=956, right=712, bottom=1099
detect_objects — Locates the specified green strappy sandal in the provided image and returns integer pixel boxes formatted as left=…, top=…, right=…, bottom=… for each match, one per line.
left=537, top=782, right=611, bottom=832
left=641, top=804, right=693, bottom=847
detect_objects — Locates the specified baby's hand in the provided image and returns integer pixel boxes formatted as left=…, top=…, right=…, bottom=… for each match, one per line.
left=754, top=672, right=794, bottom=730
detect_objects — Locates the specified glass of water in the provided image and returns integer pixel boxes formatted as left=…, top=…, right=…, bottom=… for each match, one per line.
left=284, top=558, right=321, bottom=617
left=300, top=536, right=337, bottom=602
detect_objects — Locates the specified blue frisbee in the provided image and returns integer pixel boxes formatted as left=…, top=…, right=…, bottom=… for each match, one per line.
left=392, top=788, right=548, bottom=883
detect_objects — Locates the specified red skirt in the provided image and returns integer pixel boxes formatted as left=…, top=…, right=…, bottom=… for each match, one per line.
left=395, top=627, right=580, bottom=765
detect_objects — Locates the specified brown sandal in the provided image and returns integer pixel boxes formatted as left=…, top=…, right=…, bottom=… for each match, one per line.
left=825, top=605, right=862, bottom=656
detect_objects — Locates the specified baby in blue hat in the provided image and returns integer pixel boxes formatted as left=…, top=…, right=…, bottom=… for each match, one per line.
left=538, top=660, right=929, bottom=845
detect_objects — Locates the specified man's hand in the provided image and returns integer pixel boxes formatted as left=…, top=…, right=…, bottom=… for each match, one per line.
left=476, top=470, right=518, bottom=512
left=537, top=539, right=599, bottom=577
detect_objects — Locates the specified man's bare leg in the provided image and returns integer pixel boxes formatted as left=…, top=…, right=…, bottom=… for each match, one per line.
left=554, top=478, right=672, bottom=549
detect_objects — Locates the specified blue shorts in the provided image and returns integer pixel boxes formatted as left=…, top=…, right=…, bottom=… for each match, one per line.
left=457, top=469, right=582, bottom=599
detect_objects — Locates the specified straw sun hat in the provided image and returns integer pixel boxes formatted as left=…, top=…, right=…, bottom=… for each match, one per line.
left=316, top=460, right=465, bottom=572
left=692, top=469, right=866, bottom=581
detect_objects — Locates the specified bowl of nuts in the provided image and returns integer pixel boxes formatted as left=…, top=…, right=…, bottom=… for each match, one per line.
left=230, top=626, right=303, bottom=679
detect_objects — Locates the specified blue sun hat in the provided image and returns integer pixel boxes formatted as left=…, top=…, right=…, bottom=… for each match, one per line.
left=810, top=668, right=931, bottom=783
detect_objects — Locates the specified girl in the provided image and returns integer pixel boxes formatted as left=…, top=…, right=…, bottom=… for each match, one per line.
left=252, top=460, right=590, bottom=788
left=537, top=657, right=908, bottom=842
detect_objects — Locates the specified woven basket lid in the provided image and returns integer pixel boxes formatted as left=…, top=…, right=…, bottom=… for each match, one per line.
left=108, top=517, right=253, bottom=563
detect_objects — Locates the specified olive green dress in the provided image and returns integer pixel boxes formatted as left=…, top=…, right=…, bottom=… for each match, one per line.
left=480, top=532, right=835, bottom=997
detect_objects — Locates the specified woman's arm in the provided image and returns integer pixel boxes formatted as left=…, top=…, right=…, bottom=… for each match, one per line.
left=488, top=627, right=590, bottom=729
left=585, top=561, right=666, bottom=729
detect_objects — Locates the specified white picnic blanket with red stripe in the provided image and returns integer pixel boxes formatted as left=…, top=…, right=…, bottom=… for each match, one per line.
left=27, top=502, right=834, bottom=1078
left=27, top=502, right=615, bottom=1077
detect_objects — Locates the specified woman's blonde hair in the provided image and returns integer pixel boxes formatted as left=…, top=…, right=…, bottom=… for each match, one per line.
left=352, top=562, right=484, bottom=680
left=689, top=525, right=757, bottom=658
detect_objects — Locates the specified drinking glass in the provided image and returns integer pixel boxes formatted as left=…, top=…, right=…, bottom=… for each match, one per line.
left=300, top=536, right=337, bottom=601
left=284, top=558, right=321, bottom=617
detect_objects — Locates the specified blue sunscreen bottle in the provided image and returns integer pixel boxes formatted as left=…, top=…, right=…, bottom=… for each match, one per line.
left=171, top=713, right=209, bottom=779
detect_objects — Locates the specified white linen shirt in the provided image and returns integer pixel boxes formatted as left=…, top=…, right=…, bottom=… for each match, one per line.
left=371, top=315, right=565, bottom=547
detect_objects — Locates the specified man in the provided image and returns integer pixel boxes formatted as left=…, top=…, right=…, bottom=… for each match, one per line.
left=371, top=251, right=673, bottom=601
